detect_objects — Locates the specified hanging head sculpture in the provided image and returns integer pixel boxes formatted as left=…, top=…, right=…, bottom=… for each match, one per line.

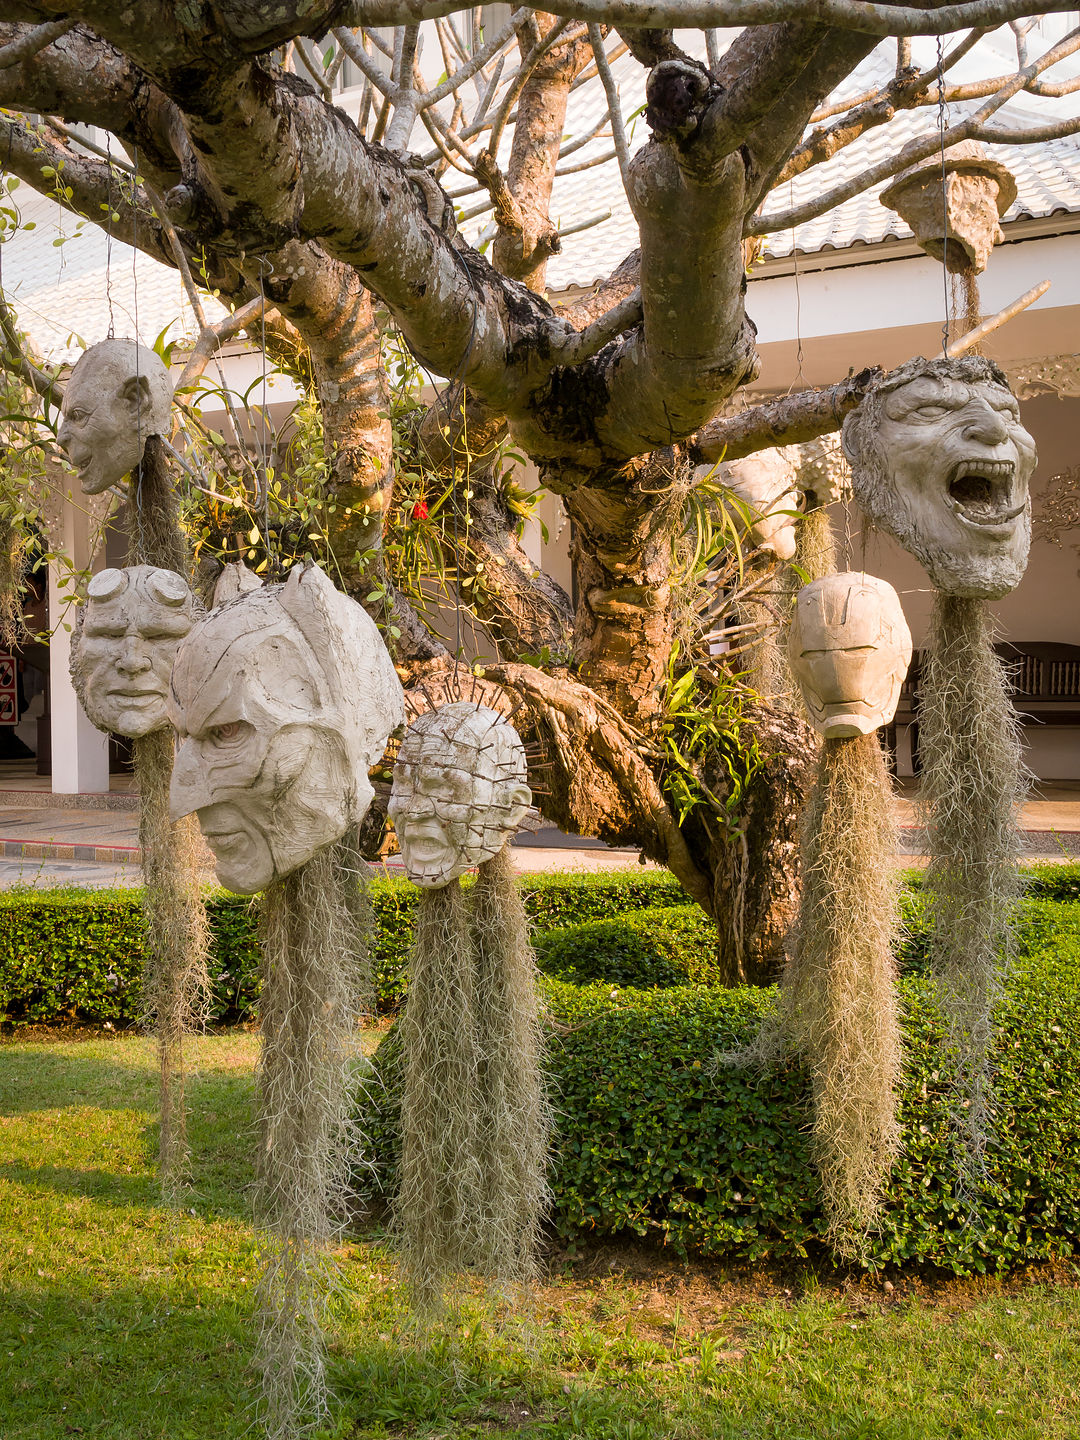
left=789, top=571, right=912, bottom=739
left=167, top=562, right=406, bottom=894
left=71, top=565, right=198, bottom=738
left=389, top=703, right=532, bottom=889
left=841, top=355, right=1036, bottom=599
left=57, top=338, right=173, bottom=495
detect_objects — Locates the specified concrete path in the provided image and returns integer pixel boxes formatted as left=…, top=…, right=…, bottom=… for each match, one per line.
left=2, top=782, right=1078, bottom=890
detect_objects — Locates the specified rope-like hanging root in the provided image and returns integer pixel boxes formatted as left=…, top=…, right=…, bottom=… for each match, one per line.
left=917, top=594, right=1027, bottom=1172
left=133, top=728, right=211, bottom=1205
left=472, top=847, right=551, bottom=1293
left=395, top=878, right=486, bottom=1305
left=254, top=832, right=372, bottom=1439
left=778, top=731, right=903, bottom=1245
left=396, top=854, right=550, bottom=1306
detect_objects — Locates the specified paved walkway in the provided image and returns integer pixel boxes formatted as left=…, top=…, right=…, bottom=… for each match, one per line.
left=2, top=781, right=1078, bottom=889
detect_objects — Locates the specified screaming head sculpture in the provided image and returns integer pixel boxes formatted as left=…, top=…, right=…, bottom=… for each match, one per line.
left=71, top=566, right=197, bottom=738
left=789, top=572, right=912, bottom=739
left=167, top=562, right=405, bottom=894
left=389, top=703, right=531, bottom=889
left=58, top=338, right=173, bottom=495
left=841, top=355, right=1036, bottom=599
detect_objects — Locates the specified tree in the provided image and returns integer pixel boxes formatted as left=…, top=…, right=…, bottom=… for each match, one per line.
left=1, top=2, right=1077, bottom=979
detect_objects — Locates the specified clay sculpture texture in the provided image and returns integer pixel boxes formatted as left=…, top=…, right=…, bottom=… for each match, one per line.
left=57, top=338, right=173, bottom=495
left=168, top=562, right=405, bottom=894
left=842, top=354, right=1036, bottom=599
left=389, top=702, right=532, bottom=888
left=789, top=572, right=912, bottom=739
left=71, top=565, right=198, bottom=738
left=717, top=448, right=800, bottom=560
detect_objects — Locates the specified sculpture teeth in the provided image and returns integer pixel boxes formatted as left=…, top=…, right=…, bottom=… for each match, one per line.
left=953, top=460, right=1014, bottom=480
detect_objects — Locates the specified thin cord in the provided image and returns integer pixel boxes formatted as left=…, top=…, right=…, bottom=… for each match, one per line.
left=104, top=134, right=115, bottom=339
left=258, top=257, right=273, bottom=577
left=936, top=37, right=951, bottom=354
left=789, top=179, right=806, bottom=394
left=132, top=142, right=145, bottom=558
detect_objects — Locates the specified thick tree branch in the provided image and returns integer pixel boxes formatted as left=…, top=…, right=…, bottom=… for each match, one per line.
left=690, top=367, right=884, bottom=462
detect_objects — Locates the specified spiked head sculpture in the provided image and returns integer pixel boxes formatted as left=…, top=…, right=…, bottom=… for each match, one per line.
left=389, top=703, right=532, bottom=888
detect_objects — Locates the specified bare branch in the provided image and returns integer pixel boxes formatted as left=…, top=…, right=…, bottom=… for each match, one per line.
left=0, top=287, right=63, bottom=404
left=554, top=287, right=642, bottom=366
left=0, top=16, right=74, bottom=70
left=333, top=1, right=1080, bottom=42
left=587, top=24, right=631, bottom=185
left=691, top=367, right=884, bottom=463
left=174, top=297, right=272, bottom=392
left=750, top=25, right=1080, bottom=236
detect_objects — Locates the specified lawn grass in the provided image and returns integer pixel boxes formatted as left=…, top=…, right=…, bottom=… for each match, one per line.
left=0, top=1029, right=1078, bottom=1439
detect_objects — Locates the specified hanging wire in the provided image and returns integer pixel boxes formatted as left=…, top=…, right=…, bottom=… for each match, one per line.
left=257, top=256, right=274, bottom=577
left=788, top=179, right=807, bottom=394
left=131, top=141, right=146, bottom=559
left=936, top=36, right=951, bottom=354
left=104, top=133, right=116, bottom=339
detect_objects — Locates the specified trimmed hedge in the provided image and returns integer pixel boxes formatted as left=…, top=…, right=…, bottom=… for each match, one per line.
left=0, top=869, right=692, bottom=1026
left=360, top=940, right=1080, bottom=1275
left=535, top=904, right=721, bottom=989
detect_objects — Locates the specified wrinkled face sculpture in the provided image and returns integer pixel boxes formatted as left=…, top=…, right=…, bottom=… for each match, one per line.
left=388, top=704, right=531, bottom=889
left=842, top=356, right=1037, bottom=599
left=789, top=572, right=913, bottom=739
left=71, top=566, right=196, bottom=737
left=717, top=449, right=800, bottom=561
left=57, top=339, right=173, bottom=496
left=168, top=563, right=405, bottom=894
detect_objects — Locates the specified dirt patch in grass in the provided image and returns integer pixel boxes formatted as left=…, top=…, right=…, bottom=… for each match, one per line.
left=544, top=1238, right=1080, bottom=1332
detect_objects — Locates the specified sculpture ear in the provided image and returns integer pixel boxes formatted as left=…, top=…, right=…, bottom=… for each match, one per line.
left=502, top=781, right=532, bottom=834
left=120, top=373, right=152, bottom=416
left=840, top=411, right=861, bottom=467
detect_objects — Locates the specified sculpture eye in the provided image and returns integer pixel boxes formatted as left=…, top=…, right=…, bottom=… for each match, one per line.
left=211, top=721, right=246, bottom=742
left=914, top=404, right=948, bottom=419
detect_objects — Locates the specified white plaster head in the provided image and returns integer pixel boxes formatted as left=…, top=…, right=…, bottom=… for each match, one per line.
left=388, top=703, right=531, bottom=890
left=842, top=355, right=1036, bottom=599
left=167, top=562, right=405, bottom=894
left=789, top=571, right=912, bottom=739
left=717, top=449, right=800, bottom=560
left=212, top=559, right=264, bottom=608
left=57, top=339, right=173, bottom=495
left=71, top=566, right=197, bottom=738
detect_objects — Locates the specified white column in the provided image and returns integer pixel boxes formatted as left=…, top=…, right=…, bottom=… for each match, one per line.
left=49, top=484, right=109, bottom=794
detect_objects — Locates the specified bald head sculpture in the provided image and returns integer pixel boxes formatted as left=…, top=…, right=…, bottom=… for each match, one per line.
left=58, top=338, right=173, bottom=495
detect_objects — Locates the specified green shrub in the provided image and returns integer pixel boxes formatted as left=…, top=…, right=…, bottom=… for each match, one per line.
left=0, top=869, right=692, bottom=1025
left=898, top=896, right=1080, bottom=978
left=898, top=861, right=1080, bottom=901
left=535, top=904, right=719, bottom=989
left=361, top=945, right=1080, bottom=1274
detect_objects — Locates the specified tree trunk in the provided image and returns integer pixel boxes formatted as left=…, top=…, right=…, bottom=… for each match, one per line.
left=707, top=703, right=818, bottom=986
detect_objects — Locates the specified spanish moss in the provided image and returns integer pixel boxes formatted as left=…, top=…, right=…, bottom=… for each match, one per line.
left=917, top=593, right=1028, bottom=1172
left=254, top=831, right=373, bottom=1439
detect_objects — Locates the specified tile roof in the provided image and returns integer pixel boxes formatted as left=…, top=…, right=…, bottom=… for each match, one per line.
left=2, top=26, right=1077, bottom=362
left=478, top=31, right=1080, bottom=290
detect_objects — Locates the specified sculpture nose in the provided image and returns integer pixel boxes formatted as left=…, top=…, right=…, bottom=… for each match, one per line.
left=962, top=402, right=1009, bottom=446
left=169, top=739, right=209, bottom=821
left=115, top=637, right=151, bottom=675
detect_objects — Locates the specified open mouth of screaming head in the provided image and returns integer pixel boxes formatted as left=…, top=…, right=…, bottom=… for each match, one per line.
left=945, top=459, right=1025, bottom=531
